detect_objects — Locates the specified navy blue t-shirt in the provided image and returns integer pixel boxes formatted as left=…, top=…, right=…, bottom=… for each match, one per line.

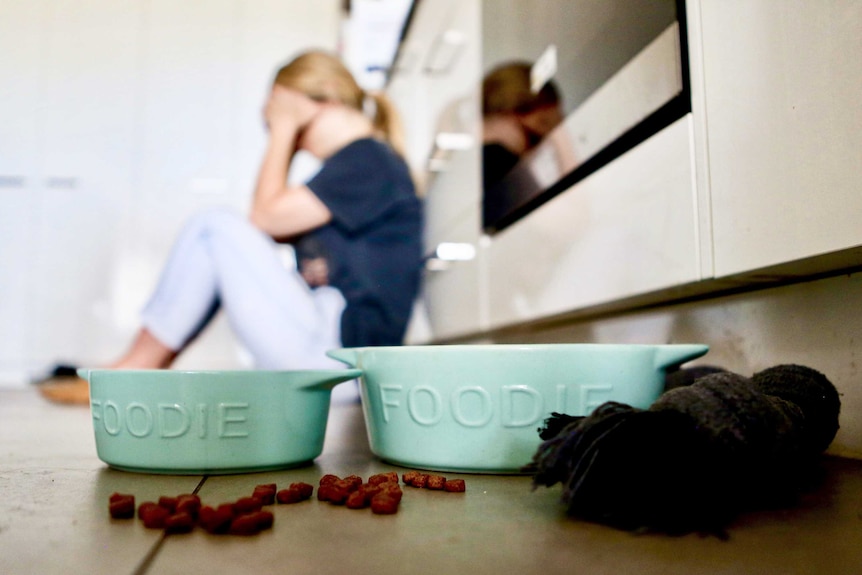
left=297, top=138, right=423, bottom=347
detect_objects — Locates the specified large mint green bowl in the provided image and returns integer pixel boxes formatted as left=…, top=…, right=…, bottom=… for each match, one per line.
left=327, top=344, right=708, bottom=474
left=79, top=369, right=361, bottom=475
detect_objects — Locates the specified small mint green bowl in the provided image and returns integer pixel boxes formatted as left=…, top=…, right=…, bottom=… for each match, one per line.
left=78, top=368, right=361, bottom=475
left=328, top=344, right=708, bottom=474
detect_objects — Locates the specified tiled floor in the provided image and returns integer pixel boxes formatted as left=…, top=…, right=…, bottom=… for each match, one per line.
left=2, top=387, right=862, bottom=575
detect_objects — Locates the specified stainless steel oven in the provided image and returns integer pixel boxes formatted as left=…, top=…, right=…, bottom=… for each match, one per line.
left=480, top=0, right=689, bottom=233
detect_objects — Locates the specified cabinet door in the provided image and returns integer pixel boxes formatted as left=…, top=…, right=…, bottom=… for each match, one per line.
left=0, top=0, right=41, bottom=379
left=697, top=0, right=862, bottom=276
left=388, top=0, right=483, bottom=340
left=26, top=0, right=141, bottom=363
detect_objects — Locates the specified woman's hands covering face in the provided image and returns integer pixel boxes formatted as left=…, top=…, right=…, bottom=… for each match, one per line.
left=264, top=85, right=321, bottom=136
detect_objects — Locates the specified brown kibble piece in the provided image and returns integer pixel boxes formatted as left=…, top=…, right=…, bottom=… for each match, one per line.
left=158, top=496, right=178, bottom=512
left=319, top=474, right=340, bottom=486
left=176, top=494, right=202, bottom=517
left=252, top=485, right=276, bottom=505
left=276, top=488, right=304, bottom=504
left=164, top=511, right=195, bottom=534
left=345, top=489, right=369, bottom=509
left=234, top=496, right=263, bottom=514
left=198, top=505, right=233, bottom=534
left=289, top=482, right=314, bottom=499
left=249, top=510, right=274, bottom=530
left=108, top=493, right=135, bottom=519
left=334, top=479, right=360, bottom=493
left=341, top=475, right=364, bottom=490
left=368, top=472, right=399, bottom=486
left=229, top=514, right=261, bottom=536
left=379, top=482, right=403, bottom=502
left=444, top=479, right=466, bottom=493
left=317, top=484, right=349, bottom=505
left=425, top=475, right=446, bottom=490
left=140, top=505, right=170, bottom=529
left=407, top=473, right=429, bottom=488
left=137, top=502, right=159, bottom=520
left=370, top=493, right=399, bottom=515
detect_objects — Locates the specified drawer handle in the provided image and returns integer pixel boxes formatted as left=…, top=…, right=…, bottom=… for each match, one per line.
left=425, top=242, right=476, bottom=271
left=423, top=29, right=465, bottom=75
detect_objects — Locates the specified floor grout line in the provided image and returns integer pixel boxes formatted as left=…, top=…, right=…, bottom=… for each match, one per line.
left=129, top=476, right=209, bottom=575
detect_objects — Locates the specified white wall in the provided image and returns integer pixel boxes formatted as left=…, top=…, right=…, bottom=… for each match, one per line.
left=0, top=0, right=341, bottom=386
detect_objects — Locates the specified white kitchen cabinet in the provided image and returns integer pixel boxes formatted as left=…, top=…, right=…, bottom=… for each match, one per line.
left=0, top=1, right=41, bottom=381
left=0, top=0, right=340, bottom=381
left=694, top=0, right=862, bottom=277
left=388, top=0, right=483, bottom=340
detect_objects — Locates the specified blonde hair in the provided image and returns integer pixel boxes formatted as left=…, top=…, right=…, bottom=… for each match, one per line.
left=482, top=61, right=561, bottom=117
left=274, top=50, right=405, bottom=157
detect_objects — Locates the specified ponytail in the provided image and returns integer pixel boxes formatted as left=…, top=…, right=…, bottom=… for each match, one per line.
left=364, top=91, right=406, bottom=159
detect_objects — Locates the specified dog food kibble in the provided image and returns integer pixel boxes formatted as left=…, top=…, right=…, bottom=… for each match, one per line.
left=252, top=485, right=276, bottom=505
left=251, top=510, right=274, bottom=530
left=425, top=475, right=446, bottom=490
left=234, top=496, right=263, bottom=514
left=139, top=503, right=171, bottom=529
left=290, top=482, right=314, bottom=499
left=164, top=511, right=196, bottom=534
left=107, top=473, right=465, bottom=535
left=403, top=472, right=429, bottom=488
left=176, top=494, right=202, bottom=518
left=276, top=488, right=305, bottom=504
left=158, top=496, right=178, bottom=512
left=228, top=510, right=274, bottom=535
left=198, top=505, right=233, bottom=534
left=369, top=471, right=399, bottom=486
left=318, top=483, right=350, bottom=505
left=345, top=489, right=369, bottom=509
left=108, top=493, right=135, bottom=519
left=380, top=482, right=403, bottom=503
left=137, top=502, right=158, bottom=520
left=370, top=493, right=399, bottom=515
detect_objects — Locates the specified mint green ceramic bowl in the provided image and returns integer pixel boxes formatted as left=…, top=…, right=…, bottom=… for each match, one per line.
left=327, top=344, right=708, bottom=474
left=79, top=369, right=361, bottom=475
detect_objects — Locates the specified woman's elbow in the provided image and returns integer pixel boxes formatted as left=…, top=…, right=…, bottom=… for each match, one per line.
left=248, top=206, right=273, bottom=235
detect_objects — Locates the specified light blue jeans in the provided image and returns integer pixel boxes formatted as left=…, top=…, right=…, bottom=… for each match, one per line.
left=140, top=207, right=346, bottom=370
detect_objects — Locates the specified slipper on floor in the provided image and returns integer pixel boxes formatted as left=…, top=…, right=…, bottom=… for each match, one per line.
left=37, top=376, right=90, bottom=406
left=31, top=363, right=79, bottom=385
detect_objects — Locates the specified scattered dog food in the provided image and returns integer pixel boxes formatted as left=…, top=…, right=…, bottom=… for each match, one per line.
left=107, top=473, right=466, bottom=535
left=108, top=492, right=135, bottom=519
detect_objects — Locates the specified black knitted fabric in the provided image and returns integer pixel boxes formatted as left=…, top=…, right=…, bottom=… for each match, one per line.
left=527, top=364, right=841, bottom=536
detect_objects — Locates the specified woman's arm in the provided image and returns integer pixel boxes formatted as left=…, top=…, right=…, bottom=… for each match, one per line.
left=250, top=87, right=333, bottom=239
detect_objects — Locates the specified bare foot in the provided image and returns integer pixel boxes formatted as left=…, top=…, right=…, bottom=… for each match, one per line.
left=38, top=377, right=90, bottom=405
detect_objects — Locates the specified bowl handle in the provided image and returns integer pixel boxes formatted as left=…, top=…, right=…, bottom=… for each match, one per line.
left=76, top=368, right=92, bottom=381
left=326, top=348, right=359, bottom=367
left=296, top=369, right=362, bottom=391
left=653, top=344, right=709, bottom=370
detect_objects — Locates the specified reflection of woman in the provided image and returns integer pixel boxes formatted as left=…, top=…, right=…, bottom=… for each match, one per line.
left=481, top=62, right=563, bottom=189
left=41, top=50, right=423, bottom=405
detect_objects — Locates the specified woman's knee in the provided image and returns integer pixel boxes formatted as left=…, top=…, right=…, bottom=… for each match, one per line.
left=183, top=206, right=246, bottom=234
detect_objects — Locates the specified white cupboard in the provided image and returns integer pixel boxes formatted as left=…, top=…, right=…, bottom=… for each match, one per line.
left=387, top=0, right=483, bottom=340
left=0, top=0, right=340, bottom=382
left=694, top=0, right=862, bottom=277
